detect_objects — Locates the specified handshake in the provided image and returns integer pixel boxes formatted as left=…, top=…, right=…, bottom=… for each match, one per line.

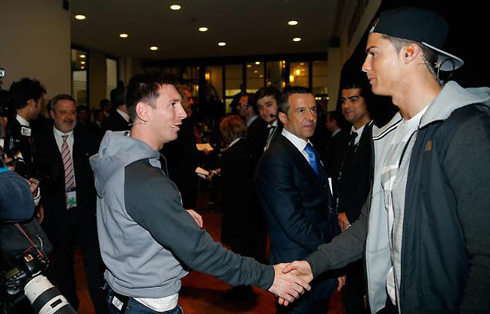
left=268, top=261, right=314, bottom=306
left=268, top=261, right=345, bottom=306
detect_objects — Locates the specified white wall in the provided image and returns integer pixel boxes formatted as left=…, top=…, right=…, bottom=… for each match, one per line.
left=0, top=0, right=71, bottom=98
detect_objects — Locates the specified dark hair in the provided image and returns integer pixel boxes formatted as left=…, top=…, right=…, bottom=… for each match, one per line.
left=278, top=86, right=312, bottom=114
left=340, top=75, right=373, bottom=112
left=99, top=98, right=110, bottom=109
left=9, top=78, right=46, bottom=110
left=252, top=86, right=280, bottom=108
left=381, top=34, right=439, bottom=81
left=49, top=94, right=75, bottom=111
left=126, top=71, right=177, bottom=121
left=111, top=88, right=126, bottom=108
left=219, top=115, right=247, bottom=144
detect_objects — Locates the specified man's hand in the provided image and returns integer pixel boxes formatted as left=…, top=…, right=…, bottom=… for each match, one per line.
left=28, top=178, right=39, bottom=196
left=338, top=212, right=351, bottom=232
left=36, top=204, right=45, bottom=224
left=186, top=209, right=203, bottom=228
left=337, top=275, right=346, bottom=291
left=269, top=263, right=311, bottom=306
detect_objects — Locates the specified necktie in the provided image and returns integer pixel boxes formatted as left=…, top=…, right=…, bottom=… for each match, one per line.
left=304, top=143, right=321, bottom=178
left=61, top=135, right=75, bottom=209
left=344, top=132, right=358, bottom=161
left=265, top=125, right=276, bottom=150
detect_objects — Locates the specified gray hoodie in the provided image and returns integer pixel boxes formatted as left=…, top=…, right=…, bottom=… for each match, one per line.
left=90, top=131, right=273, bottom=298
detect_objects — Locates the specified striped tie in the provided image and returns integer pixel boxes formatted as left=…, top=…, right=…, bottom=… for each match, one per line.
left=61, top=135, right=75, bottom=209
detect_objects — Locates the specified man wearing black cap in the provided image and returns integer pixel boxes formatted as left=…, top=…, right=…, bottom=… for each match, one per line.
left=283, top=7, right=490, bottom=312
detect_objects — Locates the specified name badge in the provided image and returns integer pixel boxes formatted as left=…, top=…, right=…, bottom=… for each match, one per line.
left=20, top=126, right=31, bottom=136
left=66, top=188, right=77, bottom=209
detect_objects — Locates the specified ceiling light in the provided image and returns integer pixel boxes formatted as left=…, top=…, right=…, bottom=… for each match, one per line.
left=288, top=20, right=299, bottom=26
left=254, top=70, right=258, bottom=74
left=81, top=61, right=86, bottom=65
left=81, top=66, right=85, bottom=69
left=150, top=46, right=159, bottom=51
left=247, top=65, right=252, bottom=68
left=75, top=14, right=86, bottom=20
left=119, top=33, right=129, bottom=38
left=80, top=54, right=86, bottom=59
left=293, top=37, right=302, bottom=42
left=198, top=27, right=208, bottom=32
left=170, top=4, right=181, bottom=10
left=218, top=42, right=226, bottom=47
left=255, top=61, right=260, bottom=65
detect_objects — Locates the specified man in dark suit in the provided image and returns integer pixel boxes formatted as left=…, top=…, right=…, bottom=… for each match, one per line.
left=323, top=111, right=349, bottom=178
left=255, top=86, right=339, bottom=313
left=161, top=85, right=206, bottom=209
left=334, top=78, right=373, bottom=314
left=35, top=94, right=106, bottom=313
left=253, top=86, right=282, bottom=151
left=102, top=85, right=130, bottom=132
left=238, top=92, right=268, bottom=166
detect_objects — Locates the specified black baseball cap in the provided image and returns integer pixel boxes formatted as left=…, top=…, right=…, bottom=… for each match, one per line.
left=370, top=7, right=464, bottom=71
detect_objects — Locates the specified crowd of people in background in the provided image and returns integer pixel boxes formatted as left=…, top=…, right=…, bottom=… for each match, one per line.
left=1, top=6, right=489, bottom=314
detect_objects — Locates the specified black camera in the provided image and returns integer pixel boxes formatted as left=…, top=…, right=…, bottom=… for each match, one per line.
left=1, top=246, right=76, bottom=313
left=0, top=68, right=13, bottom=118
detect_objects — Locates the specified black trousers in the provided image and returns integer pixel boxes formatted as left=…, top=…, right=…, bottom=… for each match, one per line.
left=276, top=297, right=329, bottom=314
left=342, top=259, right=368, bottom=314
left=45, top=207, right=107, bottom=314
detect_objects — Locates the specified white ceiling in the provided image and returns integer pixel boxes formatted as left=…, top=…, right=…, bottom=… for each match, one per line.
left=71, top=0, right=341, bottom=61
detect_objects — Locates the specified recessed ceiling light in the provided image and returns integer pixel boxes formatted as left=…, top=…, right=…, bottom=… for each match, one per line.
left=293, top=37, right=302, bottom=42
left=255, top=61, right=260, bottom=65
left=80, top=54, right=86, bottom=59
left=218, top=42, right=226, bottom=47
left=75, top=14, right=86, bottom=20
left=170, top=4, right=181, bottom=10
left=81, top=66, right=85, bottom=69
left=119, top=33, right=129, bottom=38
left=247, top=64, right=252, bottom=68
left=198, top=27, right=208, bottom=32
left=254, top=70, right=258, bottom=74
left=81, top=61, right=86, bottom=65
left=288, top=20, right=299, bottom=26
left=150, top=46, right=159, bottom=51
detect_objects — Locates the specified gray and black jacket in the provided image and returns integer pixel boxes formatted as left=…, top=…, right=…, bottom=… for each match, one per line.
left=90, top=131, right=273, bottom=298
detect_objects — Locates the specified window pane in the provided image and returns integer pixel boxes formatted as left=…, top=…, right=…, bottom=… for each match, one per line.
left=106, top=58, right=117, bottom=99
left=312, top=60, right=328, bottom=95
left=289, top=62, right=308, bottom=87
left=246, top=62, right=263, bottom=93
left=266, top=61, right=285, bottom=90
left=225, top=64, right=242, bottom=97
left=205, top=66, right=223, bottom=100
left=71, top=48, right=88, bottom=107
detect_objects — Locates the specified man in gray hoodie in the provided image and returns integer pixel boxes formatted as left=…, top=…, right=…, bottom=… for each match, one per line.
left=90, top=72, right=309, bottom=314
left=283, top=7, right=490, bottom=312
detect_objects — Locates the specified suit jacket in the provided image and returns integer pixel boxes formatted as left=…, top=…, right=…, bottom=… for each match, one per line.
left=102, top=111, right=130, bottom=132
left=220, top=139, right=266, bottom=249
left=35, top=124, right=99, bottom=218
left=335, top=123, right=373, bottom=223
left=160, top=118, right=204, bottom=208
left=324, top=128, right=349, bottom=179
left=254, top=134, right=337, bottom=299
left=246, top=116, right=268, bottom=167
